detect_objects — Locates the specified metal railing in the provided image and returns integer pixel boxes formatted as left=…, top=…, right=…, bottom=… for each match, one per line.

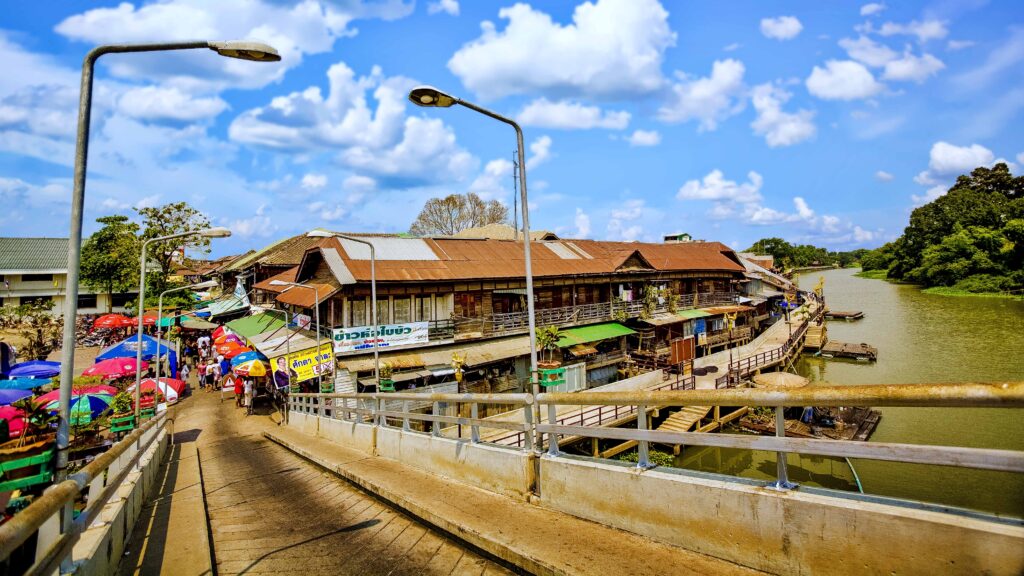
left=714, top=305, right=822, bottom=388
left=0, top=413, right=169, bottom=575
left=288, top=381, right=1024, bottom=499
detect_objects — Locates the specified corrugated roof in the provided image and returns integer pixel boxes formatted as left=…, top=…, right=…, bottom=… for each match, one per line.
left=451, top=223, right=557, bottom=241
left=225, top=233, right=327, bottom=272
left=276, top=282, right=338, bottom=308
left=0, top=238, right=68, bottom=272
left=226, top=312, right=287, bottom=339
left=252, top=268, right=298, bottom=293
left=248, top=326, right=321, bottom=358
left=556, top=323, right=636, bottom=347
left=340, top=335, right=531, bottom=373
left=339, top=237, right=439, bottom=261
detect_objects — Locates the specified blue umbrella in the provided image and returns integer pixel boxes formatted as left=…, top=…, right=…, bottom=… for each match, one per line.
left=230, top=350, right=267, bottom=367
left=0, top=378, right=51, bottom=390
left=45, top=393, right=113, bottom=425
left=0, top=389, right=33, bottom=406
left=8, top=360, right=61, bottom=379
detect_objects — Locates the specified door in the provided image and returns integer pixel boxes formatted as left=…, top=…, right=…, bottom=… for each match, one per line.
left=670, top=336, right=695, bottom=364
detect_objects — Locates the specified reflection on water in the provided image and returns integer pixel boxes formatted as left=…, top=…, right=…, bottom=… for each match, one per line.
left=675, top=269, right=1024, bottom=516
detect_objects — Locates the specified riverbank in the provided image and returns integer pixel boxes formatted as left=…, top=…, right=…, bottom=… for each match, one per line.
left=853, top=269, right=1023, bottom=300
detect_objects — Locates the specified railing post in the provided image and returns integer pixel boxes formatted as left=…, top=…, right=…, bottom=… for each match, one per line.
left=522, top=401, right=535, bottom=451
left=402, top=400, right=410, bottom=431
left=376, top=397, right=384, bottom=427
left=636, top=403, right=650, bottom=468
left=432, top=402, right=441, bottom=437
left=470, top=402, right=480, bottom=443
left=546, top=403, right=560, bottom=456
left=771, top=405, right=797, bottom=490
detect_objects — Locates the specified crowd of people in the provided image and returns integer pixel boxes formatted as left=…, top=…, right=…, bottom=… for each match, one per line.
left=179, top=335, right=256, bottom=412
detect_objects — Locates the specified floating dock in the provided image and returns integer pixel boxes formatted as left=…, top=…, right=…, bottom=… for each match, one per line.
left=820, top=341, right=877, bottom=361
left=740, top=407, right=882, bottom=442
left=824, top=310, right=864, bottom=320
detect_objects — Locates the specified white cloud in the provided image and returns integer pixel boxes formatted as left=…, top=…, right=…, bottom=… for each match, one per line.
left=839, top=36, right=897, bottom=67
left=875, top=170, right=895, bottom=182
left=954, top=29, right=1024, bottom=91
left=860, top=3, right=886, bottom=16
left=760, top=16, right=803, bottom=41
left=343, top=174, right=376, bottom=193
left=574, top=208, right=591, bottom=237
left=946, top=40, right=974, bottom=51
left=882, top=51, right=945, bottom=83
left=627, top=129, right=661, bottom=147
left=230, top=61, right=474, bottom=183
left=606, top=199, right=645, bottom=241
left=723, top=42, right=741, bottom=52
left=517, top=99, right=630, bottom=130
left=658, top=59, right=746, bottom=130
left=309, top=201, right=347, bottom=222
left=527, top=135, right=553, bottom=170
left=877, top=20, right=949, bottom=43
left=119, top=86, right=228, bottom=122
left=428, top=0, right=459, bottom=16
left=928, top=141, right=994, bottom=174
left=227, top=211, right=276, bottom=238
left=805, top=60, right=883, bottom=100
left=447, top=0, right=675, bottom=100
left=750, top=83, right=816, bottom=147
left=468, top=158, right=514, bottom=201
left=677, top=170, right=763, bottom=203
left=1017, top=152, right=1024, bottom=165
left=793, top=196, right=814, bottom=220
left=912, top=184, right=948, bottom=205
left=301, top=173, right=327, bottom=190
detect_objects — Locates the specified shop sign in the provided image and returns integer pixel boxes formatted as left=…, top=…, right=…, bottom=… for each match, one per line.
left=332, top=322, right=429, bottom=353
left=273, top=343, right=335, bottom=384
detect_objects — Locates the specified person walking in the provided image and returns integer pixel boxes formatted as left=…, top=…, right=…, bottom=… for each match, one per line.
left=234, top=372, right=245, bottom=408
left=243, top=377, right=254, bottom=415
left=181, top=362, right=191, bottom=393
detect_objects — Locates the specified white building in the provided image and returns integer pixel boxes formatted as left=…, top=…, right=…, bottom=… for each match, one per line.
left=0, top=237, right=135, bottom=314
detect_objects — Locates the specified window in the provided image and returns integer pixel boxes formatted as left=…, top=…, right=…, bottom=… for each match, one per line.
left=21, top=273, right=54, bottom=283
left=376, top=299, right=390, bottom=325
left=21, top=295, right=52, bottom=307
left=393, top=297, right=411, bottom=324
left=415, top=296, right=432, bottom=322
left=77, top=294, right=98, bottom=309
left=349, top=298, right=366, bottom=327
left=111, top=293, right=134, bottom=308
left=456, top=293, right=481, bottom=318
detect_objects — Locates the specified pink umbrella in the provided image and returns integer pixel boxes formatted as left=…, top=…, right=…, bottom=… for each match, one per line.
left=33, top=389, right=64, bottom=405
left=82, top=358, right=149, bottom=379
left=82, top=385, right=119, bottom=396
left=138, top=378, right=186, bottom=396
left=0, top=406, right=26, bottom=438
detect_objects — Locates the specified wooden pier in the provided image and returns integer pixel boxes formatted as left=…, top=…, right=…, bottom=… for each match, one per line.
left=820, top=341, right=877, bottom=361
left=824, top=310, right=864, bottom=320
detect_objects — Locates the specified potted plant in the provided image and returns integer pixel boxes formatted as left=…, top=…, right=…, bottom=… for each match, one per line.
left=378, top=363, right=394, bottom=392
left=0, top=397, right=58, bottom=491
left=109, top=391, right=135, bottom=434
left=536, top=325, right=562, bottom=369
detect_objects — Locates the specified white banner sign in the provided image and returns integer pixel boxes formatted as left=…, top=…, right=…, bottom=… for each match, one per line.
left=294, top=313, right=312, bottom=329
left=333, top=322, right=429, bottom=353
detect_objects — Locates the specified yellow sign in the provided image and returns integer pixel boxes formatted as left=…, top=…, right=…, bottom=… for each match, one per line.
left=284, top=343, right=335, bottom=383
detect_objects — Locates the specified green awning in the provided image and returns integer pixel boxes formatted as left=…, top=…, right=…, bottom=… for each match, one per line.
left=556, top=322, right=636, bottom=348
left=226, top=312, right=287, bottom=339
left=676, top=309, right=712, bottom=319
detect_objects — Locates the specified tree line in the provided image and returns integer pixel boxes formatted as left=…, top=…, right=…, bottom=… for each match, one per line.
left=743, top=238, right=867, bottom=271
left=859, top=163, right=1024, bottom=293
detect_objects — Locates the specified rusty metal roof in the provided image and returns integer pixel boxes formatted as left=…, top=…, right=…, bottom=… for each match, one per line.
left=252, top=268, right=298, bottom=293
left=275, top=282, right=339, bottom=308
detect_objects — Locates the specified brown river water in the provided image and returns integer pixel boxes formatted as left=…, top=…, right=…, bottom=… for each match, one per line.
left=677, top=268, right=1024, bottom=517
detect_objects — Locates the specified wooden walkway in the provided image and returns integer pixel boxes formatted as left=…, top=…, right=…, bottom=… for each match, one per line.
left=657, top=406, right=712, bottom=433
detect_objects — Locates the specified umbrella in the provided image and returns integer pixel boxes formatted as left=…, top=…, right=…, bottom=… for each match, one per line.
left=214, top=333, right=245, bottom=346
left=93, top=314, right=133, bottom=329
left=0, top=389, right=32, bottom=406
left=0, top=406, right=26, bottom=438
left=230, top=350, right=267, bottom=366
left=222, top=346, right=251, bottom=360
left=45, top=393, right=113, bottom=424
left=211, top=326, right=232, bottom=339
left=81, top=384, right=119, bottom=396
left=138, top=314, right=159, bottom=326
left=82, top=358, right=149, bottom=379
left=137, top=377, right=185, bottom=396
left=0, top=378, right=52, bottom=390
left=215, top=341, right=247, bottom=356
left=232, top=360, right=268, bottom=377
left=8, top=360, right=61, bottom=379
left=127, top=380, right=179, bottom=404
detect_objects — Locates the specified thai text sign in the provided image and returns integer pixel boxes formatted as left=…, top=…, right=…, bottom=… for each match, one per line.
left=333, top=322, right=429, bottom=353
left=280, top=343, right=335, bottom=383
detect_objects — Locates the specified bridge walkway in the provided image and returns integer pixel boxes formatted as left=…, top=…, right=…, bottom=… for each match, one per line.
left=119, top=392, right=513, bottom=576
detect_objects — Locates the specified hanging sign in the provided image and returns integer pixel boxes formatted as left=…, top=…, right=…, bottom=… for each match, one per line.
left=332, top=322, right=429, bottom=353
left=283, top=343, right=335, bottom=383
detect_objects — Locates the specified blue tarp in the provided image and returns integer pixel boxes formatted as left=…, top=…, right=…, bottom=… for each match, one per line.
left=96, top=334, right=178, bottom=378
left=8, top=360, right=61, bottom=379
left=0, top=378, right=51, bottom=390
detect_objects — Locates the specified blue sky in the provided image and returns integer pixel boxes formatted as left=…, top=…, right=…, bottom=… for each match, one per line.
left=1, top=0, right=1022, bottom=257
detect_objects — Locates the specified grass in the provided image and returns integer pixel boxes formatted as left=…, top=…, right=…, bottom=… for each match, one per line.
left=853, top=268, right=889, bottom=280
left=920, top=287, right=1024, bottom=300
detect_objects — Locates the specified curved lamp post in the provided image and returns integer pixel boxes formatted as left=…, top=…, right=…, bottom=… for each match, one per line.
left=306, top=231, right=379, bottom=388
left=135, top=228, right=231, bottom=420
left=270, top=280, right=323, bottom=390
left=55, top=40, right=278, bottom=489
left=408, top=86, right=540, bottom=423
left=155, top=279, right=219, bottom=385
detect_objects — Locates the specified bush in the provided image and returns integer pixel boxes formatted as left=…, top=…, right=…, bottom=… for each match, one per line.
left=619, top=450, right=675, bottom=467
left=950, top=274, right=1016, bottom=293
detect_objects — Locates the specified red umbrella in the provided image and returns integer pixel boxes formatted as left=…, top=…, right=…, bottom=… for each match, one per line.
left=211, top=326, right=232, bottom=339
left=93, top=314, right=133, bottom=329
left=81, top=384, right=119, bottom=396
left=34, top=385, right=119, bottom=405
left=82, top=358, right=149, bottom=379
left=138, top=314, right=158, bottom=326
left=139, top=377, right=186, bottom=396
left=0, top=406, right=26, bottom=438
left=214, top=333, right=244, bottom=346
left=215, top=341, right=246, bottom=356
left=223, top=346, right=252, bottom=360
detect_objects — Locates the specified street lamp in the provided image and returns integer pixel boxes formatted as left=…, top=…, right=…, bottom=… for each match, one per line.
left=135, top=228, right=230, bottom=420
left=155, top=279, right=219, bottom=385
left=307, top=231, right=380, bottom=388
left=408, top=85, right=540, bottom=421
left=270, top=280, right=323, bottom=390
left=55, top=41, right=278, bottom=486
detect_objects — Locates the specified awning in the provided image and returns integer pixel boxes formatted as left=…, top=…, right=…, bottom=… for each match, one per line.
left=703, top=305, right=756, bottom=315
left=249, top=327, right=321, bottom=359
left=556, top=322, right=635, bottom=348
left=198, top=294, right=249, bottom=318
left=568, top=344, right=599, bottom=357
left=340, top=335, right=531, bottom=373
left=358, top=369, right=432, bottom=387
left=181, top=318, right=219, bottom=330
left=641, top=313, right=690, bottom=326
left=675, top=309, right=713, bottom=320
left=226, top=312, right=287, bottom=339
left=493, top=288, right=527, bottom=295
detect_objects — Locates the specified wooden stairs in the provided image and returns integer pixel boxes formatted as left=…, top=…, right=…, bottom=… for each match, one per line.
left=804, top=324, right=827, bottom=351
left=657, top=406, right=712, bottom=433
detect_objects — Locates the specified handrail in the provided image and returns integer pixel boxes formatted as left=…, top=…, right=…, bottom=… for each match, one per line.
left=0, top=413, right=169, bottom=572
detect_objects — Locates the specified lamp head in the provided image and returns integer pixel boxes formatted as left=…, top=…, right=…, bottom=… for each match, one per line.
left=409, top=86, right=458, bottom=108
left=208, top=41, right=281, bottom=62
left=193, top=280, right=219, bottom=290
left=198, top=227, right=232, bottom=238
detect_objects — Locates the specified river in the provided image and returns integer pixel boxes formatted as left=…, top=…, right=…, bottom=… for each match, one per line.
left=678, top=268, right=1024, bottom=517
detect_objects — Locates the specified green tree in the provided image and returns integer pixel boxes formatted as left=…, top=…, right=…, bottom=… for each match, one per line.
left=409, top=192, right=509, bottom=236
left=859, top=243, right=894, bottom=271
left=909, top=225, right=1006, bottom=286
left=80, top=216, right=140, bottom=311
left=136, top=202, right=212, bottom=294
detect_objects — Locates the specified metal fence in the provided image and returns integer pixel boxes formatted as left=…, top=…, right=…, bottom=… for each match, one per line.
left=289, top=381, right=1024, bottom=497
left=0, top=413, right=169, bottom=575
